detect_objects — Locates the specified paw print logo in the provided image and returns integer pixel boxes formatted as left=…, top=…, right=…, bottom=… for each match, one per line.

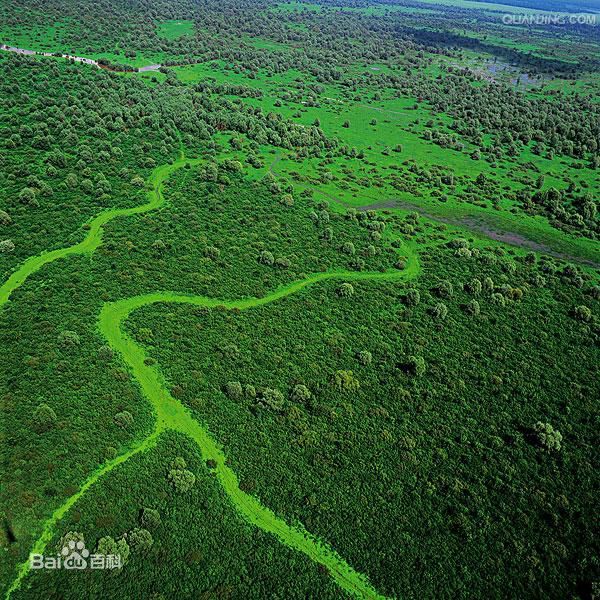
left=61, top=540, right=89, bottom=570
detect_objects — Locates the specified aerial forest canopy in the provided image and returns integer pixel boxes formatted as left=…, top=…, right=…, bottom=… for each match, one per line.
left=0, top=0, right=598, bottom=599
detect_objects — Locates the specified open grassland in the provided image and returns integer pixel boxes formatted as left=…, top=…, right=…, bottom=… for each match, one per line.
left=164, top=57, right=599, bottom=266
left=156, top=19, right=195, bottom=40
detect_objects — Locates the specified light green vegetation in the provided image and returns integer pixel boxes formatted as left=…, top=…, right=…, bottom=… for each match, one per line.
left=164, top=48, right=597, bottom=267
left=156, top=19, right=195, bottom=40
left=164, top=59, right=598, bottom=265
left=166, top=61, right=513, bottom=184
left=0, top=21, right=70, bottom=53
left=264, top=153, right=599, bottom=270
left=540, top=71, right=600, bottom=98
left=169, top=57, right=597, bottom=186
left=171, top=60, right=230, bottom=83
left=0, top=33, right=168, bottom=69
left=88, top=51, right=170, bottom=68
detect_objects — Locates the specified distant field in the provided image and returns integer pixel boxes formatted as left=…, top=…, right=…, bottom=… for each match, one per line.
left=411, top=0, right=600, bottom=15
left=273, top=1, right=437, bottom=14
left=272, top=2, right=323, bottom=12
left=161, top=52, right=598, bottom=267
left=171, top=56, right=596, bottom=180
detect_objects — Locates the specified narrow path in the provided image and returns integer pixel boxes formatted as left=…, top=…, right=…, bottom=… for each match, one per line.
left=0, top=44, right=162, bottom=72
left=1, top=43, right=101, bottom=67
left=1, top=144, right=418, bottom=598
left=6, top=268, right=419, bottom=599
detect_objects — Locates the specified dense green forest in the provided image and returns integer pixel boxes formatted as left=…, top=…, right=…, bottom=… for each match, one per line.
left=0, top=0, right=598, bottom=598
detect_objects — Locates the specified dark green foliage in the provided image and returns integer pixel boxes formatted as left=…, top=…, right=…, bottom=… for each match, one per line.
left=435, top=279, right=454, bottom=299
left=464, top=299, right=480, bottom=316
left=256, top=388, right=285, bottom=412
left=356, top=350, right=372, bottom=366
left=337, top=283, right=354, bottom=297
left=224, top=381, right=243, bottom=399
left=114, top=411, right=134, bottom=429
left=125, top=242, right=598, bottom=599
left=15, top=432, right=341, bottom=598
left=96, top=536, right=131, bottom=563
left=291, top=384, right=311, bottom=404
left=168, top=467, right=196, bottom=493
left=126, top=528, right=154, bottom=554
left=140, top=508, right=161, bottom=530
left=403, top=288, right=420, bottom=306
left=404, top=355, right=426, bottom=377
left=31, top=403, right=57, bottom=432
left=98, top=175, right=394, bottom=300
left=430, top=302, right=448, bottom=320
left=332, top=369, right=360, bottom=392
left=573, top=305, right=592, bottom=322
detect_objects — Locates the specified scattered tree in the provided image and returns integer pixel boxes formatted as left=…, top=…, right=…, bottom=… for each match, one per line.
left=533, top=422, right=563, bottom=452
